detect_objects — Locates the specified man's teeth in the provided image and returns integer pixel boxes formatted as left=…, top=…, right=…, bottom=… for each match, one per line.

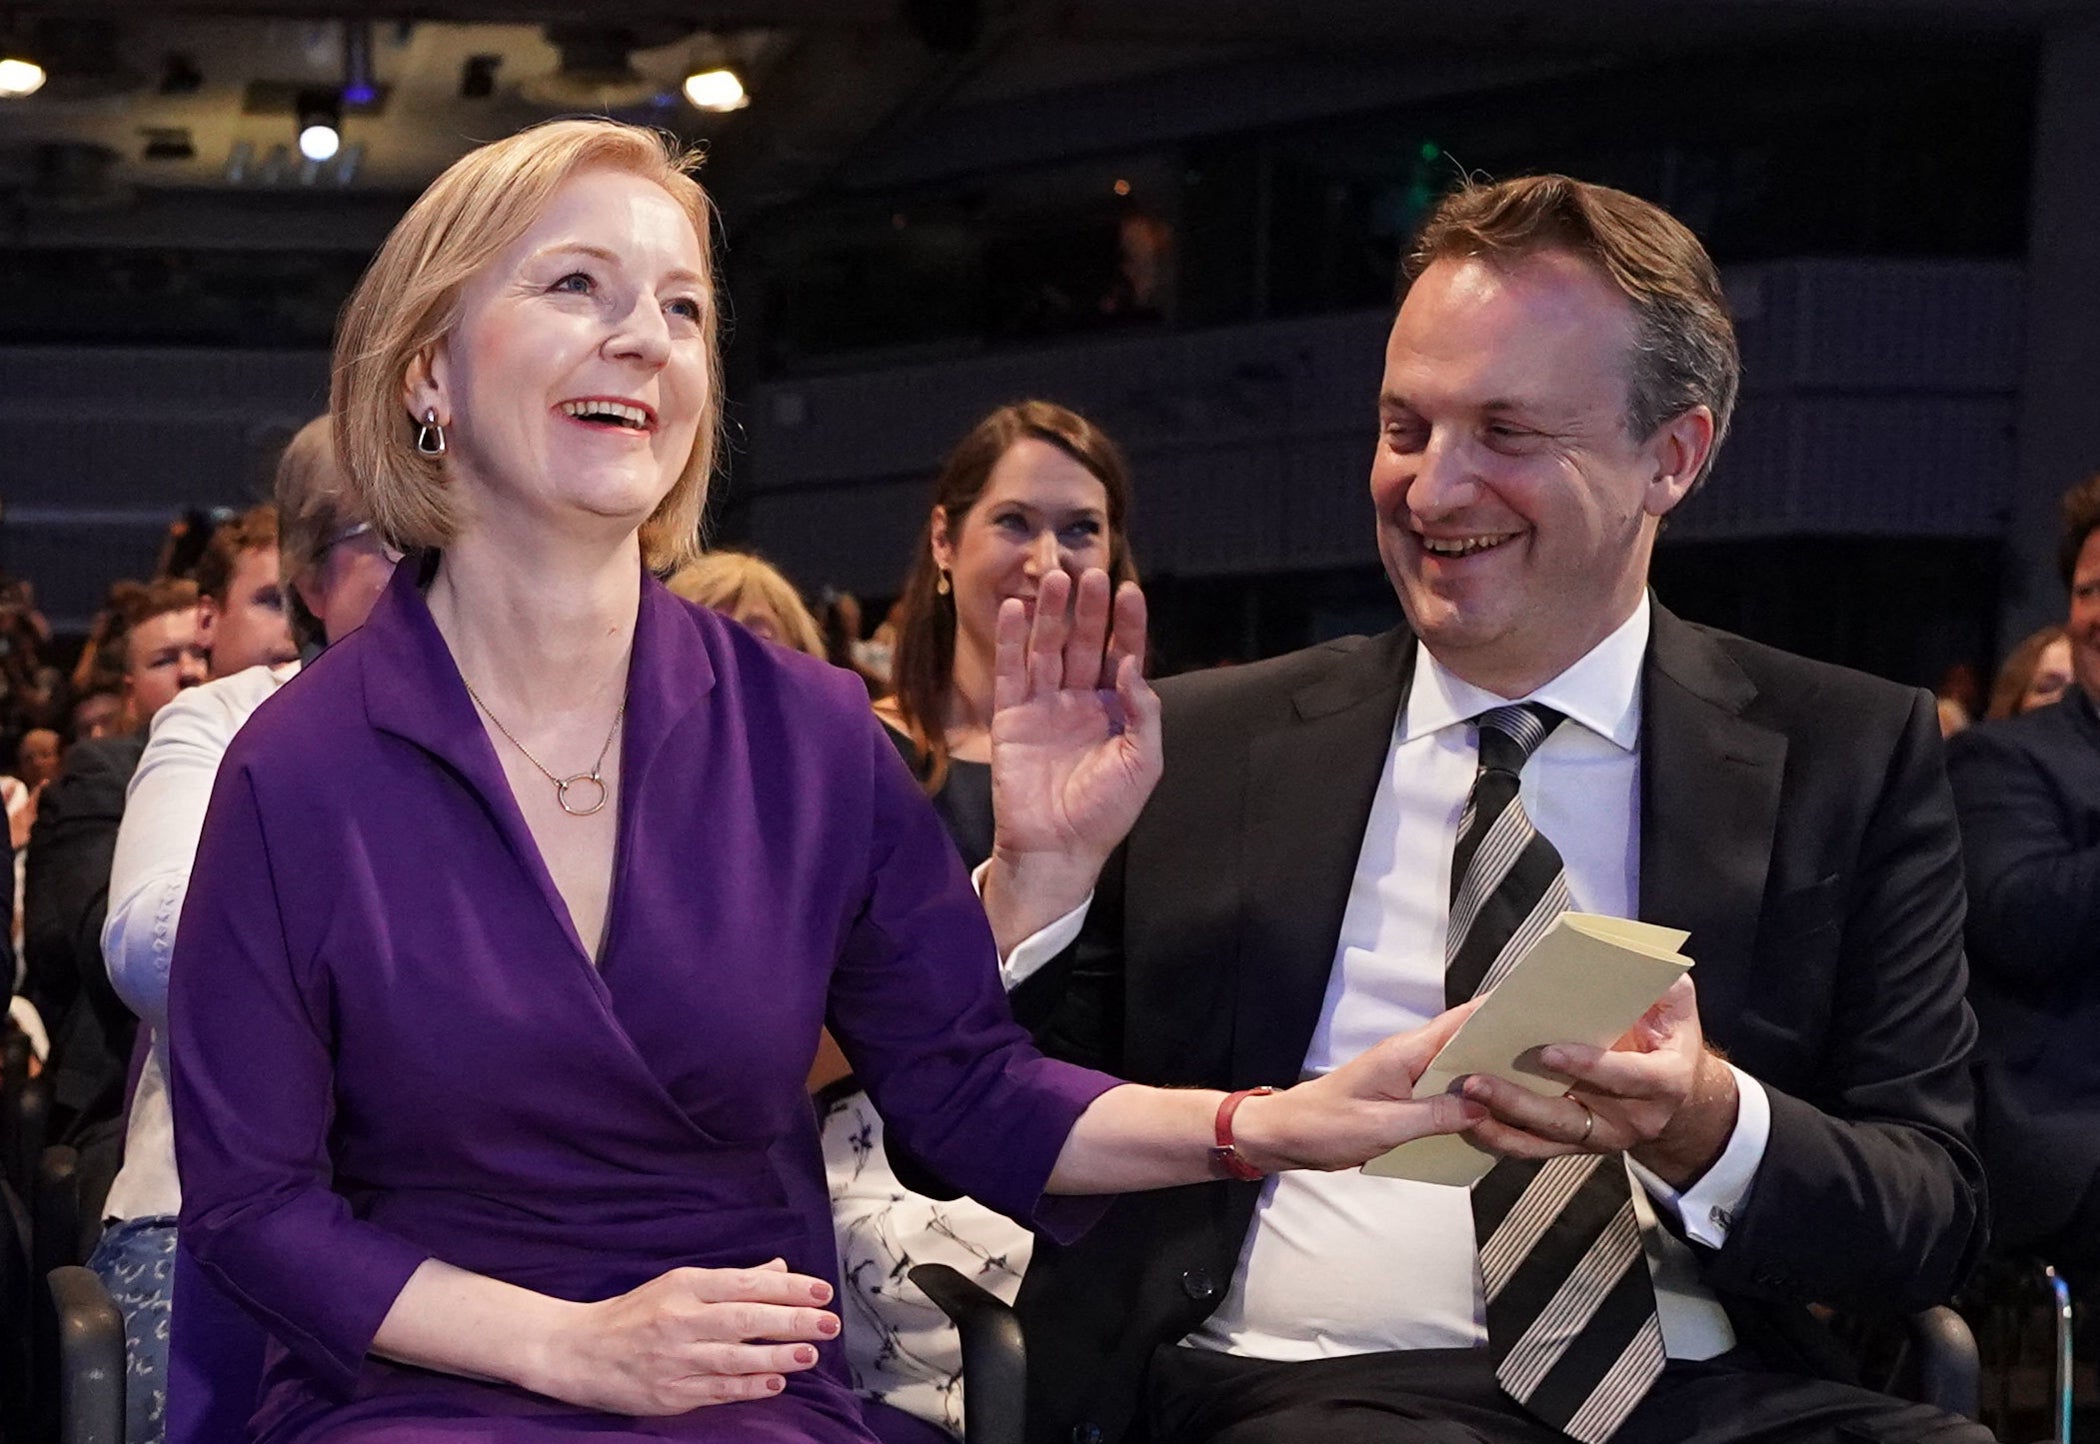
left=559, top=400, right=648, bottom=429
left=1421, top=534, right=1512, bottom=557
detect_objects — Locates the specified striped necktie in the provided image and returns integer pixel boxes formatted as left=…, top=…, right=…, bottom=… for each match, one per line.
left=1447, top=704, right=1665, bottom=1443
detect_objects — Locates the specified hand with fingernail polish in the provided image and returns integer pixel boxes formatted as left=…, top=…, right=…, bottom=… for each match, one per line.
left=517, top=1257, right=842, bottom=1415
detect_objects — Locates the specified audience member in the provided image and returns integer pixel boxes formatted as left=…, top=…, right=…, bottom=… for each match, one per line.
left=825, top=399, right=1139, bottom=1438
left=822, top=589, right=892, bottom=698
left=1983, top=624, right=2073, bottom=720
left=982, top=175, right=1986, bottom=1444
left=85, top=416, right=399, bottom=1444
left=278, top=425, right=404, bottom=658
left=111, top=581, right=210, bottom=733
left=71, top=579, right=149, bottom=699
left=192, top=503, right=299, bottom=676
left=21, top=578, right=205, bottom=1134
left=15, top=726, right=61, bottom=792
left=5, top=727, right=54, bottom=954
left=1947, top=471, right=2100, bottom=1286
left=70, top=685, right=127, bottom=744
left=666, top=550, right=826, bottom=657
left=168, top=118, right=1479, bottom=1442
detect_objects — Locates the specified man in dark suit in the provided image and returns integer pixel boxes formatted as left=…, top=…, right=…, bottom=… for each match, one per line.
left=1947, top=471, right=2100, bottom=1283
left=24, top=577, right=206, bottom=1134
left=979, top=177, right=1985, bottom=1444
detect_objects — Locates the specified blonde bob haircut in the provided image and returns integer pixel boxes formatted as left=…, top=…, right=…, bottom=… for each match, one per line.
left=331, top=118, right=719, bottom=571
left=666, top=550, right=826, bottom=660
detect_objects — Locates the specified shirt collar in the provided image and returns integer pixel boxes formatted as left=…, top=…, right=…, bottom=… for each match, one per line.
left=1400, top=594, right=1650, bottom=752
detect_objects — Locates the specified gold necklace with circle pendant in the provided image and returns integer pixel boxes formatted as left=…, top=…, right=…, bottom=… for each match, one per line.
left=462, top=677, right=626, bottom=818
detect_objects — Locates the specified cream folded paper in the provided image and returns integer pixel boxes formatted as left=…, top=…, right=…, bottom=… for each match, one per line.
left=1361, top=913, right=1694, bottom=1187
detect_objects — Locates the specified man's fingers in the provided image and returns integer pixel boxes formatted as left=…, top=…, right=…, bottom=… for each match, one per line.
left=1063, top=569, right=1113, bottom=687
left=1542, top=1045, right=1674, bottom=1101
left=993, top=598, right=1031, bottom=713
left=1465, top=1115, right=1579, bottom=1161
left=1461, top=1074, right=1621, bottom=1141
left=1400, top=1089, right=1490, bottom=1143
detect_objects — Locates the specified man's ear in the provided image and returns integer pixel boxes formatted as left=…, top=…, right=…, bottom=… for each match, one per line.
left=1642, top=405, right=1716, bottom=521
left=196, top=596, right=221, bottom=644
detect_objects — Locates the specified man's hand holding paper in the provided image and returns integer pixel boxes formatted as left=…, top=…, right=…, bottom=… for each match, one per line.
left=1461, top=974, right=1743, bottom=1188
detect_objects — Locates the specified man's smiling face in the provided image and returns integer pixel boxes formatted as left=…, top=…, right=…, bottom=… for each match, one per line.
left=1371, top=249, right=1703, bottom=696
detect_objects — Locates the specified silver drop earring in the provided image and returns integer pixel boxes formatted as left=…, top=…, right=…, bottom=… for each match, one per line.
left=415, top=408, right=448, bottom=457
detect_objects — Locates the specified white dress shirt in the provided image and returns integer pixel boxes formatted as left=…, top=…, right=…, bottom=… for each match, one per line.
left=1006, top=599, right=1771, bottom=1363
left=101, top=661, right=297, bottom=1222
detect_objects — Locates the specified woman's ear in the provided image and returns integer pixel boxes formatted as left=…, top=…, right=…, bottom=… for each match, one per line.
left=402, top=342, right=450, bottom=430
left=291, top=569, right=327, bottom=636
left=929, top=506, right=954, bottom=571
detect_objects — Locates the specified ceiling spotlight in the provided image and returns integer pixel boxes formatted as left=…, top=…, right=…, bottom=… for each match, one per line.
left=0, top=50, right=44, bottom=98
left=682, top=67, right=747, bottom=113
left=296, top=90, right=341, bottom=162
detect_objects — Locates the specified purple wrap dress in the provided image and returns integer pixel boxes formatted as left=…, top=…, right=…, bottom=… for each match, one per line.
left=167, top=560, right=1117, bottom=1441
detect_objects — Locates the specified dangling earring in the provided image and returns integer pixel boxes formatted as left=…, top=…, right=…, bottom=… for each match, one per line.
left=415, top=408, right=448, bottom=457
left=935, top=568, right=950, bottom=597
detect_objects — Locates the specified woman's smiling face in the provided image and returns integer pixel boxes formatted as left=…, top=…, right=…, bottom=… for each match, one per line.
left=408, top=166, right=713, bottom=547
left=933, top=437, right=1111, bottom=657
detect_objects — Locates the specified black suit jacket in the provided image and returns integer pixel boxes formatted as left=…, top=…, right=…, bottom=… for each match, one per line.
left=23, top=735, right=144, bottom=1126
left=1945, top=688, right=2100, bottom=1254
left=1018, top=606, right=1985, bottom=1444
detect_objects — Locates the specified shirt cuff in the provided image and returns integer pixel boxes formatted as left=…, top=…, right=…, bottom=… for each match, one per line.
left=968, top=859, right=1093, bottom=990
left=1628, top=1063, right=1770, bottom=1248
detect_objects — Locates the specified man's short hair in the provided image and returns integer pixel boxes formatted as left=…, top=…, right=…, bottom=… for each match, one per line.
left=111, top=576, right=201, bottom=675
left=1404, top=175, right=1741, bottom=488
left=2058, top=472, right=2100, bottom=588
left=193, top=505, right=279, bottom=605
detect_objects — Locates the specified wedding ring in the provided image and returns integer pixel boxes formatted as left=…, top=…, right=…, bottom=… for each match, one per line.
left=1572, top=1097, right=1596, bottom=1146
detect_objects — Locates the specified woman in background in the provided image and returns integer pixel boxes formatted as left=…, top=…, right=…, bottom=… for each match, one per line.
left=666, top=551, right=825, bottom=659
left=1985, top=624, right=2074, bottom=720
left=824, top=400, right=1138, bottom=1441
left=875, top=399, right=1137, bottom=860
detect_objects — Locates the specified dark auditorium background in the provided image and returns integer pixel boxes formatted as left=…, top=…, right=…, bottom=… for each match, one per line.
left=0, top=0, right=2094, bottom=689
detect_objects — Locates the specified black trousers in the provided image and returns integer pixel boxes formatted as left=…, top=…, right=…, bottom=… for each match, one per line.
left=1144, top=1344, right=1994, bottom=1444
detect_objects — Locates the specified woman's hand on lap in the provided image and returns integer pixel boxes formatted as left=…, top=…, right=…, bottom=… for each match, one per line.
left=532, top=1259, right=838, bottom=1415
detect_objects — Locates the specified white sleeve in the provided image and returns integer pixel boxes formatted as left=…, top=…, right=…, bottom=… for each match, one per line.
left=1628, top=1063, right=1771, bottom=1248
left=101, top=685, right=243, bottom=1033
left=968, top=860, right=1094, bottom=991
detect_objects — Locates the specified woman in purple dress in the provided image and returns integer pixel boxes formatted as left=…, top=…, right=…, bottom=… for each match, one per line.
left=167, top=119, right=1484, bottom=1443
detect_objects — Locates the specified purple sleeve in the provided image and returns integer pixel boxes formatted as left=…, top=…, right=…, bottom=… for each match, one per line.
left=168, top=761, right=431, bottom=1397
left=824, top=719, right=1120, bottom=1240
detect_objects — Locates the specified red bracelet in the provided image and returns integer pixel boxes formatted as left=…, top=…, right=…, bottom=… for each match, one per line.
left=1210, top=1086, right=1275, bottom=1182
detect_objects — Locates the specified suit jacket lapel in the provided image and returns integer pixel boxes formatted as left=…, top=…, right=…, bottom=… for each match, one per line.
left=1638, top=604, right=1787, bottom=980
left=1232, top=626, right=1416, bottom=1088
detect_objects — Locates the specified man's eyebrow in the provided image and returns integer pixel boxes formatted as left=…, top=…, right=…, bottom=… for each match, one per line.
left=1378, top=392, right=1533, bottom=414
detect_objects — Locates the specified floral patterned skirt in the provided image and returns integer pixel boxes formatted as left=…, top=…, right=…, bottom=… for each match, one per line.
left=819, top=1088, right=1035, bottom=1439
